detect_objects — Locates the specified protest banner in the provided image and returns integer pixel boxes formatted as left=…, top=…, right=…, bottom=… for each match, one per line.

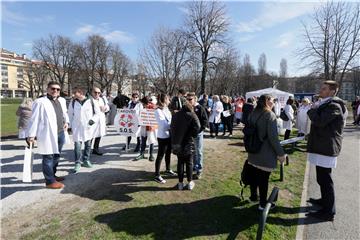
left=138, top=109, right=158, bottom=127
left=114, top=109, right=139, bottom=136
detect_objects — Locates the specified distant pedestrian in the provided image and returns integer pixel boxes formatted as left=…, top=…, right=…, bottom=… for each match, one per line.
left=16, top=98, right=33, bottom=146
left=169, top=89, right=186, bottom=115
left=208, top=95, right=223, bottom=138
left=188, top=92, right=208, bottom=179
left=296, top=98, right=311, bottom=136
left=134, top=96, right=156, bottom=161
left=171, top=100, right=200, bottom=190
left=123, top=93, right=143, bottom=152
left=68, top=86, right=100, bottom=173
left=91, top=87, right=109, bottom=155
left=306, top=80, right=347, bottom=221
left=154, top=93, right=176, bottom=184
left=241, top=98, right=255, bottom=127
left=283, top=98, right=294, bottom=140
left=27, top=81, right=69, bottom=189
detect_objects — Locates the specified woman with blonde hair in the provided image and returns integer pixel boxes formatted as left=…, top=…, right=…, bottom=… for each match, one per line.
left=208, top=95, right=223, bottom=138
left=16, top=98, right=33, bottom=146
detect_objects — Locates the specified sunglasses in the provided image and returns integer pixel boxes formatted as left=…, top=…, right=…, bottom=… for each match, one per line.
left=51, top=87, right=60, bottom=92
left=187, top=98, right=194, bottom=101
left=94, top=92, right=101, bottom=94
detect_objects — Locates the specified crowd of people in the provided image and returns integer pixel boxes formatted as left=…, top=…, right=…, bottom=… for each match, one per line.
left=16, top=80, right=348, bottom=221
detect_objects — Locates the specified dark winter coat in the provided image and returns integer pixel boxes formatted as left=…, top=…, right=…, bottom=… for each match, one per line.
left=194, top=104, right=208, bottom=132
left=307, top=97, right=347, bottom=157
left=170, top=106, right=200, bottom=156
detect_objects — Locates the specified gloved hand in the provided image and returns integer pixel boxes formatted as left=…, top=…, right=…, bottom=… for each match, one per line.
left=88, top=120, right=95, bottom=126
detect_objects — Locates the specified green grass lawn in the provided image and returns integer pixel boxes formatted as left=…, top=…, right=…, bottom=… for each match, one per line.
left=19, top=127, right=307, bottom=240
left=1, top=102, right=20, bottom=136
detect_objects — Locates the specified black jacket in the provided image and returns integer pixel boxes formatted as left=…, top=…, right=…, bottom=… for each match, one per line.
left=170, top=106, right=201, bottom=156
left=113, top=95, right=130, bottom=109
left=194, top=104, right=208, bottom=132
left=307, top=97, right=347, bottom=157
left=169, top=96, right=186, bottom=114
left=242, top=103, right=254, bottom=125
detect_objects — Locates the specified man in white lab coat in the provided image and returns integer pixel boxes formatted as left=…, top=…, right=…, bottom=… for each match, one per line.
left=91, top=87, right=109, bottom=155
left=27, top=81, right=69, bottom=189
left=68, top=86, right=100, bottom=173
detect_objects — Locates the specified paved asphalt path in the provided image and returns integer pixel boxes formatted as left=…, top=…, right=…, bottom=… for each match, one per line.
left=303, top=124, right=360, bottom=240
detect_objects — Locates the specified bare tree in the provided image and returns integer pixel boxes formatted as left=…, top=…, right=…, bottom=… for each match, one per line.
left=258, top=53, right=267, bottom=75
left=300, top=1, right=360, bottom=91
left=32, top=34, right=76, bottom=93
left=112, top=47, right=131, bottom=95
left=240, top=54, right=256, bottom=93
left=140, top=27, right=189, bottom=95
left=25, top=61, right=52, bottom=97
left=185, top=0, right=229, bottom=94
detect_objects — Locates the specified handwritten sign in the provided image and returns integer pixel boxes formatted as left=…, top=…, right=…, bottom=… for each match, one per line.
left=138, top=109, right=158, bottom=127
left=114, top=109, right=139, bottom=136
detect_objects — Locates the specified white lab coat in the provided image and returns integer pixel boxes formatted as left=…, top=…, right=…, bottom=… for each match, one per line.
left=93, top=96, right=109, bottom=138
left=282, top=104, right=294, bottom=130
left=68, top=98, right=100, bottom=142
left=155, top=107, right=172, bottom=139
left=208, top=101, right=223, bottom=123
left=27, top=96, right=69, bottom=155
left=296, top=105, right=311, bottom=134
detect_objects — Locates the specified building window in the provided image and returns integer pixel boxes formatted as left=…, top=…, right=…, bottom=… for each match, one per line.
left=1, top=65, right=7, bottom=70
left=2, top=83, right=9, bottom=88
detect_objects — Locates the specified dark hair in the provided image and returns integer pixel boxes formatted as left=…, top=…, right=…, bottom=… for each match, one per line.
left=286, top=98, right=294, bottom=105
left=47, top=81, right=60, bottom=88
left=323, top=80, right=339, bottom=93
left=140, top=96, right=149, bottom=105
left=255, top=94, right=273, bottom=111
left=179, top=89, right=186, bottom=95
left=132, top=93, right=139, bottom=98
left=157, top=93, right=168, bottom=108
left=247, top=98, right=254, bottom=103
left=72, top=86, right=85, bottom=95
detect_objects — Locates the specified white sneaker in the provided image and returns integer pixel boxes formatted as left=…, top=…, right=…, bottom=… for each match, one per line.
left=177, top=182, right=184, bottom=190
left=155, top=176, right=166, bottom=184
left=188, top=181, right=195, bottom=190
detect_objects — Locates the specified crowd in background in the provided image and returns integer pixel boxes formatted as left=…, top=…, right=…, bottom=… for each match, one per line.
left=15, top=81, right=348, bottom=216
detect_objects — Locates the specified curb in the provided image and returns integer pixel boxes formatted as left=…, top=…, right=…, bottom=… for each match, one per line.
left=295, top=156, right=310, bottom=240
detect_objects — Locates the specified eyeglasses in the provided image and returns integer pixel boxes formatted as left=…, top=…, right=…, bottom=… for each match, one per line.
left=51, top=87, right=60, bottom=92
left=94, top=92, right=101, bottom=94
left=187, top=98, right=194, bottom=101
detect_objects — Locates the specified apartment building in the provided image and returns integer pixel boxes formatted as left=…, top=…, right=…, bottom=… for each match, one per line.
left=0, top=48, right=31, bottom=98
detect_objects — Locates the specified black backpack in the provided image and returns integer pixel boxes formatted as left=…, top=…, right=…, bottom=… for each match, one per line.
left=242, top=111, right=266, bottom=154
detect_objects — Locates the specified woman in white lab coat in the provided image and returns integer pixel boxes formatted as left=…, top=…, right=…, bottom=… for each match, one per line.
left=208, top=95, right=223, bottom=138
left=296, top=98, right=311, bottom=136
left=283, top=98, right=294, bottom=140
left=68, top=88, right=100, bottom=172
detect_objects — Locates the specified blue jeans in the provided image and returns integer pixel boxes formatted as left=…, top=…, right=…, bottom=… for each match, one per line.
left=193, top=131, right=204, bottom=173
left=74, top=140, right=92, bottom=164
left=42, top=130, right=65, bottom=185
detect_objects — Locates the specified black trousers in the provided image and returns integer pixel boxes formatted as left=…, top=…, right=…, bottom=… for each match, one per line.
left=284, top=129, right=291, bottom=140
left=316, top=166, right=336, bottom=215
left=177, top=154, right=193, bottom=183
left=93, top=137, right=101, bottom=150
left=126, top=136, right=140, bottom=149
left=249, top=165, right=271, bottom=207
left=140, top=136, right=154, bottom=155
left=155, top=138, right=172, bottom=176
left=210, top=122, right=219, bottom=136
left=223, top=116, right=233, bottom=134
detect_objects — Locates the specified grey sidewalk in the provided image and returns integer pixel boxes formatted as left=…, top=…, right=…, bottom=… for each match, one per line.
left=303, top=125, right=360, bottom=240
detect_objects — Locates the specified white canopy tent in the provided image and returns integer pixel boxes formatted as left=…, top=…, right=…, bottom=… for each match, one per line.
left=245, top=88, right=294, bottom=108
